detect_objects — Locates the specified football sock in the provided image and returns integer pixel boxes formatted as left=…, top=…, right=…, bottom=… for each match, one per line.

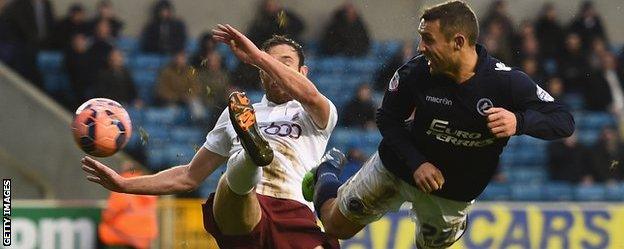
left=225, top=149, right=262, bottom=195
left=313, top=161, right=342, bottom=218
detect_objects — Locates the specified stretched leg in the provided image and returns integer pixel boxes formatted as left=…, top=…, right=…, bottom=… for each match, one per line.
left=317, top=198, right=365, bottom=240
left=303, top=150, right=403, bottom=239
left=408, top=187, right=471, bottom=249
left=213, top=150, right=263, bottom=235
left=213, top=92, right=274, bottom=235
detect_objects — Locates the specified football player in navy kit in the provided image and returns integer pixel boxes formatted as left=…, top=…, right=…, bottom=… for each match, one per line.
left=302, top=1, right=574, bottom=248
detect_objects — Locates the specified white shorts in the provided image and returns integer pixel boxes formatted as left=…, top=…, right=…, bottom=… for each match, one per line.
left=337, top=152, right=473, bottom=249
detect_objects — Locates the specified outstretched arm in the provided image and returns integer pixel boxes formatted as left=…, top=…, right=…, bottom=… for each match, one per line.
left=487, top=71, right=575, bottom=140
left=212, top=24, right=330, bottom=128
left=82, top=147, right=227, bottom=195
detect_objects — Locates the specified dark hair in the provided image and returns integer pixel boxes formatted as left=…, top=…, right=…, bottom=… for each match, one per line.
left=69, top=3, right=84, bottom=14
left=260, top=35, right=305, bottom=67
left=97, top=0, right=112, bottom=8
left=421, top=0, right=479, bottom=46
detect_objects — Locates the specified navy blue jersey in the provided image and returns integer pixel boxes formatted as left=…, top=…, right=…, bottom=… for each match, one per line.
left=376, top=45, right=574, bottom=202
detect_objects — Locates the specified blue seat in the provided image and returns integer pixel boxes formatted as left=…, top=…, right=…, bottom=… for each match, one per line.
left=143, top=107, right=179, bottom=126
left=170, top=127, right=204, bottom=144
left=575, top=185, right=606, bottom=201
left=511, top=183, right=543, bottom=201
left=185, top=39, right=198, bottom=54
left=43, top=73, right=70, bottom=93
left=543, top=182, right=574, bottom=201
left=506, top=167, right=547, bottom=184
left=330, top=128, right=361, bottom=151
left=165, top=143, right=195, bottom=165
left=317, top=57, right=348, bottom=74
left=605, top=184, right=624, bottom=201
left=577, top=130, right=600, bottom=146
left=304, top=40, right=319, bottom=54
left=585, top=112, right=616, bottom=128
left=199, top=164, right=227, bottom=196
left=223, top=51, right=239, bottom=71
left=38, top=51, right=63, bottom=72
left=116, top=36, right=139, bottom=54
left=125, top=106, right=144, bottom=127
left=141, top=125, right=170, bottom=145
left=131, top=54, right=170, bottom=70
left=146, top=146, right=168, bottom=170
left=132, top=70, right=158, bottom=85
left=562, top=94, right=585, bottom=110
left=245, top=90, right=264, bottom=103
left=480, top=183, right=511, bottom=200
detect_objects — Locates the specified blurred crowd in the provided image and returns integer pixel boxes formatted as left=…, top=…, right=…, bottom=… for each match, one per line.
left=1, top=0, right=624, bottom=193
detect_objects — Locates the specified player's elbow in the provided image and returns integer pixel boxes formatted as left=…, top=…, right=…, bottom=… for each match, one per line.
left=178, top=165, right=200, bottom=192
left=558, top=113, right=575, bottom=138
left=178, top=180, right=199, bottom=193
left=561, top=123, right=575, bottom=138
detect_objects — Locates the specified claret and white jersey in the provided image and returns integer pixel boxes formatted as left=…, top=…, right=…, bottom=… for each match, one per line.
left=203, top=95, right=338, bottom=210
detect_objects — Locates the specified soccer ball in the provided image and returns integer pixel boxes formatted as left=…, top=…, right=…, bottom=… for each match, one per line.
left=71, top=98, right=132, bottom=157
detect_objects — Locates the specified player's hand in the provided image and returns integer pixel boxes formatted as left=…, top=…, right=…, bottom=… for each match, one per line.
left=413, top=162, right=445, bottom=193
left=485, top=107, right=517, bottom=138
left=81, top=156, right=125, bottom=192
left=212, top=24, right=263, bottom=65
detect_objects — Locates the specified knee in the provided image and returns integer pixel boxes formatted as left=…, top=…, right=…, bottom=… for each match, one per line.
left=416, top=221, right=465, bottom=249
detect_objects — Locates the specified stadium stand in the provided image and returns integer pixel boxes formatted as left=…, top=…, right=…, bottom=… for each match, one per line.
left=33, top=35, right=624, bottom=201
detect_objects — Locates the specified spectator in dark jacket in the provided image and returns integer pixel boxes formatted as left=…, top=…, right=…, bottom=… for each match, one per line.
left=0, top=0, right=55, bottom=88
left=589, top=126, right=624, bottom=184
left=547, top=134, right=591, bottom=183
left=374, top=41, right=415, bottom=91
left=341, top=83, right=376, bottom=130
left=535, top=3, right=564, bottom=59
left=51, top=3, right=89, bottom=50
left=64, top=33, right=91, bottom=108
left=319, top=1, right=370, bottom=57
left=247, top=0, right=305, bottom=46
left=585, top=52, right=624, bottom=112
left=569, top=1, right=608, bottom=52
left=89, top=0, right=123, bottom=38
left=480, top=19, right=513, bottom=64
left=521, top=57, right=546, bottom=87
left=140, top=0, right=187, bottom=54
left=87, top=19, right=114, bottom=73
left=190, top=32, right=219, bottom=68
left=94, top=49, right=138, bottom=105
left=558, top=33, right=590, bottom=93
left=480, top=0, right=515, bottom=42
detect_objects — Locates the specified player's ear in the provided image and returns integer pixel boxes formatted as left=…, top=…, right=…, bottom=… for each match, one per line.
left=453, top=34, right=465, bottom=50
left=299, top=65, right=309, bottom=76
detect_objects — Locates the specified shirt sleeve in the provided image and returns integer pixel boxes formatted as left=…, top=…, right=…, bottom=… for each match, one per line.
left=302, top=96, right=338, bottom=137
left=203, top=108, right=232, bottom=157
left=509, top=70, right=575, bottom=140
left=376, top=68, right=428, bottom=172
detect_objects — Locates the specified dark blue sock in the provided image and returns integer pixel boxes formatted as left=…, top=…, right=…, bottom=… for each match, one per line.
left=313, top=162, right=342, bottom=218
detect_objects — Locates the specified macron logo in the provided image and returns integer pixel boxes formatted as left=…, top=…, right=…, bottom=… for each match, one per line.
left=426, top=95, right=453, bottom=106
left=494, top=62, right=511, bottom=71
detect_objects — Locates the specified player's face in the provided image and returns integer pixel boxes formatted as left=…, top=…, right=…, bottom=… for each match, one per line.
left=417, top=19, right=457, bottom=74
left=260, top=44, right=308, bottom=104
